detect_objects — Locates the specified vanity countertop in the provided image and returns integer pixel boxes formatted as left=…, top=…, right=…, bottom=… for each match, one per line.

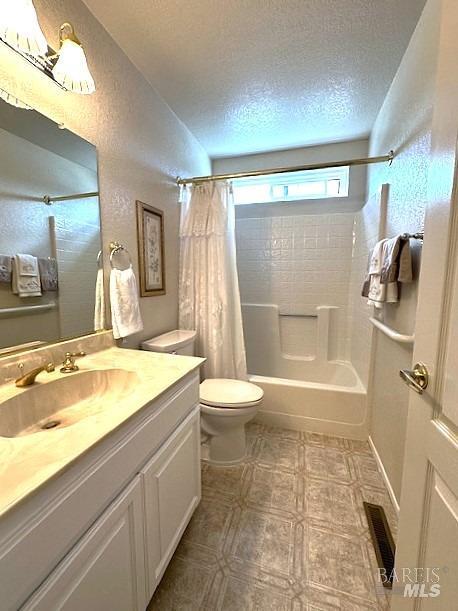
left=0, top=347, right=204, bottom=519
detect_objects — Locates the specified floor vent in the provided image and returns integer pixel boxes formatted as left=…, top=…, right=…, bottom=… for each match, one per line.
left=363, top=502, right=396, bottom=588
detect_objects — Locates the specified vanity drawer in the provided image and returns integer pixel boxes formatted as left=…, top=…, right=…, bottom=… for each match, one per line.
left=0, top=372, right=200, bottom=611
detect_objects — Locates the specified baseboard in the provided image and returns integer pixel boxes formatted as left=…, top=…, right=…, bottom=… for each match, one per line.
left=368, top=435, right=400, bottom=516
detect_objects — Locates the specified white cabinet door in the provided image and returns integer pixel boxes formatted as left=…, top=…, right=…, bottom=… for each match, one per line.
left=22, top=476, right=147, bottom=611
left=142, top=407, right=201, bottom=597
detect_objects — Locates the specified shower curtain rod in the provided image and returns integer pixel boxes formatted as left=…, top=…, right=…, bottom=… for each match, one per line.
left=177, top=150, right=394, bottom=185
left=43, top=191, right=100, bottom=205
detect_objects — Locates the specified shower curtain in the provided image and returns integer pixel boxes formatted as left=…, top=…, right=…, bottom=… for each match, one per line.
left=179, top=181, right=247, bottom=380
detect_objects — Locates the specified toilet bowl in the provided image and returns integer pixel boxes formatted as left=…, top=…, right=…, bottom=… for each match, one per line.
left=141, top=330, right=263, bottom=465
left=200, top=378, right=263, bottom=465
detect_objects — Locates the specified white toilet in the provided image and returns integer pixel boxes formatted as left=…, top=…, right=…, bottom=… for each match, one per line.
left=141, top=330, right=263, bottom=465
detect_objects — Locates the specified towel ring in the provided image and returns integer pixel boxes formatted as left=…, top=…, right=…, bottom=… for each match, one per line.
left=109, top=241, right=132, bottom=269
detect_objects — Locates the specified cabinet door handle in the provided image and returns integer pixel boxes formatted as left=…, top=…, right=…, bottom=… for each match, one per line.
left=399, top=362, right=429, bottom=394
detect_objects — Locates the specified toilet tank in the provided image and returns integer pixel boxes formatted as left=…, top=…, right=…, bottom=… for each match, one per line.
left=141, top=330, right=196, bottom=356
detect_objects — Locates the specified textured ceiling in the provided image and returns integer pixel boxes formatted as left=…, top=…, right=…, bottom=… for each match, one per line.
left=82, top=0, right=426, bottom=158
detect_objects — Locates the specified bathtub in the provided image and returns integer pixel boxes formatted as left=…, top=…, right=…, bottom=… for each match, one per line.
left=242, top=304, right=368, bottom=439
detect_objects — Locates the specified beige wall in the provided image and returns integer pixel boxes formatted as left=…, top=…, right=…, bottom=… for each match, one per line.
left=0, top=0, right=210, bottom=349
left=352, top=0, right=441, bottom=503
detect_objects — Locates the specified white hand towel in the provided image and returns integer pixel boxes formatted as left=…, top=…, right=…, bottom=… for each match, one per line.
left=12, top=254, right=42, bottom=297
left=16, top=253, right=39, bottom=276
left=94, top=268, right=105, bottom=331
left=368, top=239, right=386, bottom=275
left=366, top=240, right=398, bottom=308
left=110, top=265, right=143, bottom=339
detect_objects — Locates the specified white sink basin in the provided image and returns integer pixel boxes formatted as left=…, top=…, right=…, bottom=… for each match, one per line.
left=0, top=369, right=139, bottom=438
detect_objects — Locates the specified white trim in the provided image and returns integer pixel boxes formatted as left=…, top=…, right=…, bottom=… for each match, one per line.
left=254, top=410, right=367, bottom=441
left=368, top=435, right=400, bottom=516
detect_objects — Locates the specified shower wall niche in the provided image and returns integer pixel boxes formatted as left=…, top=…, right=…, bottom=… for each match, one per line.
left=235, top=212, right=355, bottom=361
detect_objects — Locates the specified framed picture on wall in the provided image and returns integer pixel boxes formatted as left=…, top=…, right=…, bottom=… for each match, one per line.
left=136, top=201, right=166, bottom=296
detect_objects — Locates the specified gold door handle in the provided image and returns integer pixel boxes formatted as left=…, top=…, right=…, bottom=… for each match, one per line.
left=399, top=362, right=429, bottom=394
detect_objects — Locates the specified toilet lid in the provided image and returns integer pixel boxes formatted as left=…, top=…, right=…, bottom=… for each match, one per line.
left=200, top=378, right=264, bottom=408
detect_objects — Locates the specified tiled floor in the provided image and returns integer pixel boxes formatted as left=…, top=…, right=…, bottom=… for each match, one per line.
left=148, top=423, right=398, bottom=611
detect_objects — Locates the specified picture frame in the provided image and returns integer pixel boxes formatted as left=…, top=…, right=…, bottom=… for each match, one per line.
left=136, top=200, right=166, bottom=297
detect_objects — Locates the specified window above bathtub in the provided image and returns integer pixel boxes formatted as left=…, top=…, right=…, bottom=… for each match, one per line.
left=232, top=166, right=349, bottom=205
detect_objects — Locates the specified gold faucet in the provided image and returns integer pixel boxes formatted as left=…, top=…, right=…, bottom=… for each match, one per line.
left=60, top=351, right=86, bottom=373
left=15, top=362, right=55, bottom=387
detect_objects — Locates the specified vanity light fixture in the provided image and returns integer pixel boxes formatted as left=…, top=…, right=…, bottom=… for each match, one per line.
left=0, top=0, right=48, bottom=57
left=0, top=87, right=32, bottom=110
left=0, top=5, right=96, bottom=95
left=52, top=23, right=95, bottom=94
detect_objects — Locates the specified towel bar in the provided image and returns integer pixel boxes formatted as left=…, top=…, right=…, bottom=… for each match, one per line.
left=369, top=317, right=415, bottom=345
left=401, top=231, right=424, bottom=242
left=109, top=241, right=132, bottom=269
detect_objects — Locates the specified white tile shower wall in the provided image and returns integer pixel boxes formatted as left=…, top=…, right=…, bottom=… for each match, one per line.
left=236, top=213, right=355, bottom=360
left=54, top=208, right=101, bottom=338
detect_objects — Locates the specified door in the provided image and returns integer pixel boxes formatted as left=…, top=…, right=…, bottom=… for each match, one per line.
left=141, top=407, right=201, bottom=598
left=393, top=1, right=458, bottom=608
left=22, top=476, right=147, bottom=611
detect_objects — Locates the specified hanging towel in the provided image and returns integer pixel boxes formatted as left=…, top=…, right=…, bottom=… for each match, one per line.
left=380, top=236, right=413, bottom=284
left=362, top=236, right=413, bottom=308
left=368, top=239, right=386, bottom=276
left=12, top=254, right=42, bottom=297
left=367, top=274, right=398, bottom=308
left=362, top=240, right=388, bottom=308
left=94, top=268, right=105, bottom=331
left=16, top=253, right=39, bottom=276
left=398, top=239, right=413, bottom=283
left=0, top=255, right=12, bottom=284
left=38, top=258, right=58, bottom=291
left=110, top=265, right=143, bottom=339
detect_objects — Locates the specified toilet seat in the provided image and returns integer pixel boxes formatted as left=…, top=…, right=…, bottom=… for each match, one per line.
left=200, top=378, right=264, bottom=409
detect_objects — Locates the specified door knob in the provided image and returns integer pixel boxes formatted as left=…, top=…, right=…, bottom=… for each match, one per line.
left=399, top=362, right=429, bottom=394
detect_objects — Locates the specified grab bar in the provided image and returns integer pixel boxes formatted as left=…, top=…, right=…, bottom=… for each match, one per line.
left=279, top=313, right=318, bottom=318
left=279, top=306, right=319, bottom=317
left=0, top=302, right=57, bottom=319
left=369, top=317, right=414, bottom=345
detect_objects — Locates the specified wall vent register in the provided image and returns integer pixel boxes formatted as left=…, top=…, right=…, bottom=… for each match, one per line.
left=363, top=501, right=396, bottom=588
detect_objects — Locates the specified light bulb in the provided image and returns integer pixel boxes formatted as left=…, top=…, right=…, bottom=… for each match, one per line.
left=52, top=26, right=95, bottom=94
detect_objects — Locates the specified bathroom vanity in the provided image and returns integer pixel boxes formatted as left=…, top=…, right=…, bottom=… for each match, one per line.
left=0, top=347, right=204, bottom=611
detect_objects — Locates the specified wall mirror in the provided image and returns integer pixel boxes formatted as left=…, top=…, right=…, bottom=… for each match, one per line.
left=0, top=91, right=102, bottom=356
